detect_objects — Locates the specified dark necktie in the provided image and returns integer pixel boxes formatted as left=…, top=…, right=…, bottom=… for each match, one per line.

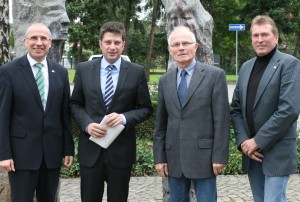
left=34, top=63, right=46, bottom=109
left=178, top=70, right=187, bottom=107
left=104, top=65, right=114, bottom=109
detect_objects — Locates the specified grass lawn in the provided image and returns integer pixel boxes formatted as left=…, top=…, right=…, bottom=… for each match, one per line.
left=68, top=69, right=76, bottom=83
left=68, top=68, right=236, bottom=84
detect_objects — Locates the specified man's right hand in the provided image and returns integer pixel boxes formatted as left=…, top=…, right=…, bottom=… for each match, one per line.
left=155, top=163, right=168, bottom=178
left=0, top=159, right=15, bottom=172
left=87, top=123, right=107, bottom=138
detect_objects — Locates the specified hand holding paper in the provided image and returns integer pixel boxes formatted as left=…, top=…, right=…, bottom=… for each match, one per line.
left=89, top=116, right=125, bottom=148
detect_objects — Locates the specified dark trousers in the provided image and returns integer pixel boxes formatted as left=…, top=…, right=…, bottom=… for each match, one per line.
left=8, top=159, right=60, bottom=202
left=80, top=150, right=132, bottom=202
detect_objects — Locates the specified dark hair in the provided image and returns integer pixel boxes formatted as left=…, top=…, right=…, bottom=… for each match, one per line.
left=99, top=21, right=126, bottom=41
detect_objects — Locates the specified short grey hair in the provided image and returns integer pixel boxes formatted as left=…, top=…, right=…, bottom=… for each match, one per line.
left=168, top=26, right=196, bottom=45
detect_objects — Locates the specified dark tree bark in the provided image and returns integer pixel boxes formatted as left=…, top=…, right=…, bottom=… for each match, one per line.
left=0, top=0, right=10, bottom=65
left=144, top=0, right=160, bottom=81
left=0, top=0, right=11, bottom=201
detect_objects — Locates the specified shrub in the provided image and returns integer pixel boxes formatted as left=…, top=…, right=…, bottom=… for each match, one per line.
left=62, top=102, right=300, bottom=177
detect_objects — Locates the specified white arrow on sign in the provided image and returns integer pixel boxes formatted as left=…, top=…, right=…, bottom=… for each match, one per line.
left=229, top=24, right=245, bottom=31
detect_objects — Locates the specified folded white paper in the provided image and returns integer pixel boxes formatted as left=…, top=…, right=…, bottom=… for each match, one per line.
left=89, top=116, right=125, bottom=148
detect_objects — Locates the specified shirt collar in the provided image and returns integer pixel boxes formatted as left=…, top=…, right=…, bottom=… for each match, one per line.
left=177, top=59, right=196, bottom=75
left=101, top=56, right=122, bottom=71
left=27, top=54, right=47, bottom=68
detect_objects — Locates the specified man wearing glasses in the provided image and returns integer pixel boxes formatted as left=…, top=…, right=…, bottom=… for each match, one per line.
left=153, top=26, right=230, bottom=202
left=0, top=23, right=74, bottom=202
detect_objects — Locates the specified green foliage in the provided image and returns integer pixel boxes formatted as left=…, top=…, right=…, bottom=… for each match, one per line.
left=222, top=128, right=243, bottom=175
left=61, top=104, right=300, bottom=177
left=60, top=136, right=80, bottom=177
left=9, top=30, right=15, bottom=49
left=132, top=138, right=156, bottom=176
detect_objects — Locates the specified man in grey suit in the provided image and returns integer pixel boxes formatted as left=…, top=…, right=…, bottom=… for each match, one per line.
left=231, top=15, right=300, bottom=202
left=70, top=21, right=153, bottom=202
left=153, top=26, right=230, bottom=202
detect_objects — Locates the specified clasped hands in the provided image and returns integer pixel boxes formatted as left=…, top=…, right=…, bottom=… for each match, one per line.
left=241, top=138, right=264, bottom=162
left=87, top=113, right=123, bottom=138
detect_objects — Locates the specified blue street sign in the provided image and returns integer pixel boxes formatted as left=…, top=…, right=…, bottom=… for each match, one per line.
left=229, top=24, right=245, bottom=31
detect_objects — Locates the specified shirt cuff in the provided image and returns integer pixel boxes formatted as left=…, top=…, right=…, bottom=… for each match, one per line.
left=120, top=114, right=126, bottom=125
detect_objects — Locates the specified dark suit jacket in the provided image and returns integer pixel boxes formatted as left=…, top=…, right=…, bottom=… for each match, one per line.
left=70, top=57, right=153, bottom=168
left=231, top=49, right=300, bottom=176
left=0, top=55, right=74, bottom=170
left=153, top=61, right=230, bottom=178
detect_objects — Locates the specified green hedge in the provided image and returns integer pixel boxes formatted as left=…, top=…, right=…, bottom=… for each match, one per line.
left=61, top=102, right=300, bottom=177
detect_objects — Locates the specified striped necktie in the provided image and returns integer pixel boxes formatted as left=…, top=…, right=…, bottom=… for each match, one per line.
left=104, top=65, right=115, bottom=109
left=178, top=69, right=187, bottom=107
left=34, top=63, right=46, bottom=109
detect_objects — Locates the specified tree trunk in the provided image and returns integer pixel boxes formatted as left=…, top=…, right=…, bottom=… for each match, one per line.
left=0, top=171, right=10, bottom=202
left=144, top=0, right=160, bottom=81
left=293, top=30, right=300, bottom=58
left=0, top=0, right=10, bottom=64
left=123, top=1, right=134, bottom=54
left=0, top=0, right=11, bottom=201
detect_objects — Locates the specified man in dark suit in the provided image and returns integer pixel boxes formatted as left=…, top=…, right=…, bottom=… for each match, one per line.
left=153, top=26, right=230, bottom=202
left=0, top=23, right=74, bottom=202
left=231, top=15, right=300, bottom=202
left=70, top=21, right=153, bottom=202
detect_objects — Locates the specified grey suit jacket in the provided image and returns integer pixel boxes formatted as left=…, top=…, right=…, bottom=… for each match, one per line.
left=70, top=57, right=153, bottom=168
left=153, top=61, right=230, bottom=178
left=231, top=49, right=300, bottom=176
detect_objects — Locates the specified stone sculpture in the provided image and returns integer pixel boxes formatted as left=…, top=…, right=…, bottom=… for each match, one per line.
left=12, top=0, right=69, bottom=62
left=161, top=0, right=214, bottom=69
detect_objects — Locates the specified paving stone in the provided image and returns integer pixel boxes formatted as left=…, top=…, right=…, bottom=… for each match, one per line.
left=59, top=174, right=300, bottom=202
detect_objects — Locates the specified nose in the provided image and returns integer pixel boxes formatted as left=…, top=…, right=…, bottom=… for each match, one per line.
left=60, top=13, right=70, bottom=26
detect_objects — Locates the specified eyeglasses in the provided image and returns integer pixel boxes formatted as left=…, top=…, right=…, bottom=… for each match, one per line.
left=26, top=36, right=51, bottom=42
left=170, top=42, right=195, bottom=48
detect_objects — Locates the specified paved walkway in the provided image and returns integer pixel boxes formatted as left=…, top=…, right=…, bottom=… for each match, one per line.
left=60, top=174, right=300, bottom=201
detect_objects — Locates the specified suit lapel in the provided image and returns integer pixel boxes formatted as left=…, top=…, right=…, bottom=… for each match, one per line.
left=254, top=52, right=280, bottom=108
left=242, top=59, right=255, bottom=113
left=182, top=62, right=205, bottom=108
left=45, top=60, right=56, bottom=113
left=167, top=68, right=181, bottom=109
left=92, top=59, right=106, bottom=112
left=109, top=61, right=128, bottom=110
left=19, top=56, right=44, bottom=111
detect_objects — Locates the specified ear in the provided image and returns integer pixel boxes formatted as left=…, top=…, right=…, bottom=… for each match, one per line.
left=122, top=41, right=126, bottom=50
left=99, top=40, right=102, bottom=49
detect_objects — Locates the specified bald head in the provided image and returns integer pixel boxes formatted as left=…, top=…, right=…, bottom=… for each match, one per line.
left=25, top=23, right=52, bottom=39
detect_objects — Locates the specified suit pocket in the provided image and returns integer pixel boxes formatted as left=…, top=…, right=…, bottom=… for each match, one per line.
left=10, top=131, right=26, bottom=138
left=198, top=139, right=213, bottom=148
left=165, top=142, right=171, bottom=150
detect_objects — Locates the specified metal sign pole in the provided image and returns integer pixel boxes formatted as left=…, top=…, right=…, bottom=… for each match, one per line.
left=228, top=24, right=245, bottom=82
left=236, top=30, right=238, bottom=81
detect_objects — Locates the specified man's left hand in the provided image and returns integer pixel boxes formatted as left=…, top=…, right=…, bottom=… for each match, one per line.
left=64, top=156, right=74, bottom=169
left=213, top=163, right=225, bottom=176
left=105, top=112, right=124, bottom=127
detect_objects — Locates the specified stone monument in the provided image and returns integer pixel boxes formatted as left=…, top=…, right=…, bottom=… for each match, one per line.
left=160, top=0, right=214, bottom=201
left=161, top=0, right=214, bottom=69
left=12, top=0, right=69, bottom=62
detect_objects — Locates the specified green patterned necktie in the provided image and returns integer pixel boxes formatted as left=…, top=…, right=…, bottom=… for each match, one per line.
left=34, top=63, right=46, bottom=109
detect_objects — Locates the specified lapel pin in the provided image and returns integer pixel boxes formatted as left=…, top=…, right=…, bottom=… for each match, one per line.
left=273, top=66, right=277, bottom=69
left=52, top=70, right=55, bottom=73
